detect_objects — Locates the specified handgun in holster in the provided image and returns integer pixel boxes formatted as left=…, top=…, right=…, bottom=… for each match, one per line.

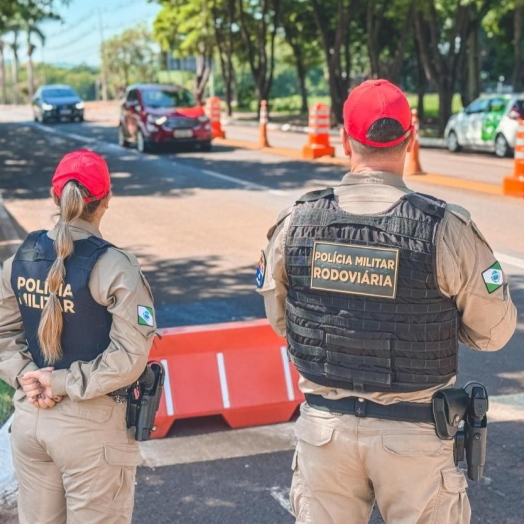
left=432, top=383, right=489, bottom=481
left=126, top=361, right=165, bottom=441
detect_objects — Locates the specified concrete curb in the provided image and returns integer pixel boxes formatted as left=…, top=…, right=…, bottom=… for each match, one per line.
left=0, top=416, right=16, bottom=510
left=222, top=119, right=447, bottom=148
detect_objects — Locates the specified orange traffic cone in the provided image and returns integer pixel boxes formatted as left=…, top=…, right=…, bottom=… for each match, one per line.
left=259, top=100, right=270, bottom=148
left=503, top=119, right=524, bottom=197
left=405, top=109, right=425, bottom=175
left=205, top=97, right=225, bottom=139
left=302, top=103, right=335, bottom=159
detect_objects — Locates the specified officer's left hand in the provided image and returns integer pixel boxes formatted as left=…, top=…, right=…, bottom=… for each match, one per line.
left=22, top=369, right=63, bottom=408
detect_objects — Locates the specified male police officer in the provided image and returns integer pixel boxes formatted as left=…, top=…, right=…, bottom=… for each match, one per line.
left=257, top=80, right=517, bottom=523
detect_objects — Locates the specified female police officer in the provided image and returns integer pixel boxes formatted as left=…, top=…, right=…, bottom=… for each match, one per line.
left=0, top=149, right=156, bottom=524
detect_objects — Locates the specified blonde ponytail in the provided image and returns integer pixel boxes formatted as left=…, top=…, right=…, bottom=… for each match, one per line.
left=38, top=182, right=86, bottom=364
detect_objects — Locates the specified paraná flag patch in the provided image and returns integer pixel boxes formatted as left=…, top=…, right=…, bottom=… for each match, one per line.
left=482, top=261, right=503, bottom=293
left=255, top=251, right=266, bottom=289
left=138, top=305, right=154, bottom=326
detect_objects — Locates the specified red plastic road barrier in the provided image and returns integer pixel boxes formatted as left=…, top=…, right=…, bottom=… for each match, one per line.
left=302, top=103, right=335, bottom=159
left=205, top=97, right=226, bottom=139
left=503, top=119, right=524, bottom=197
left=149, top=319, right=303, bottom=439
left=404, top=109, right=425, bottom=176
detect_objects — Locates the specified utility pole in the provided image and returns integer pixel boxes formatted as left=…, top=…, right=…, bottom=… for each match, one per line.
left=98, top=8, right=108, bottom=101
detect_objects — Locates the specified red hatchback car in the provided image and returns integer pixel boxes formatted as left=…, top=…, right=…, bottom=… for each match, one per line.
left=118, top=84, right=212, bottom=153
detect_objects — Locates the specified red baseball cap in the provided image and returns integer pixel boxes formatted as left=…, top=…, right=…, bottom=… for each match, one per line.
left=343, top=80, right=413, bottom=148
left=52, top=150, right=111, bottom=202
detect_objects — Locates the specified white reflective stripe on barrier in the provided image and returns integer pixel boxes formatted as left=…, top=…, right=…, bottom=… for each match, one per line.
left=280, top=346, right=295, bottom=402
left=310, top=128, right=329, bottom=134
left=310, top=110, right=330, bottom=116
left=216, top=352, right=231, bottom=409
left=514, top=151, right=524, bottom=158
left=160, top=358, right=175, bottom=416
left=515, top=139, right=524, bottom=146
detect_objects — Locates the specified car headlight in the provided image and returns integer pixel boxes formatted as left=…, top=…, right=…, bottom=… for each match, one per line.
left=75, top=102, right=84, bottom=110
left=198, top=115, right=209, bottom=123
left=147, top=115, right=167, bottom=126
left=42, top=103, right=54, bottom=111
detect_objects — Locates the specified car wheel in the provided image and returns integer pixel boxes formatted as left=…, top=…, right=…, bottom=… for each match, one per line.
left=136, top=130, right=149, bottom=153
left=118, top=126, right=129, bottom=148
left=201, top=141, right=212, bottom=152
left=494, top=133, right=510, bottom=158
left=447, top=131, right=461, bottom=153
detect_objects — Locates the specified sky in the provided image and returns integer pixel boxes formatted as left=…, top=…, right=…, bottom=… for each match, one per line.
left=19, top=0, right=162, bottom=67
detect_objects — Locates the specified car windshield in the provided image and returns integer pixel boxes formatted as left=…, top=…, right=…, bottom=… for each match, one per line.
left=142, top=88, right=196, bottom=109
left=43, top=88, right=77, bottom=98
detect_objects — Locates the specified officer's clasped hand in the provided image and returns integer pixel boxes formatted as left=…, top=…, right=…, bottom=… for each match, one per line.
left=20, top=368, right=63, bottom=409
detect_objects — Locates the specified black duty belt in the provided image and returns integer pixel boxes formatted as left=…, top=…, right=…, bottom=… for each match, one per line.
left=305, top=393, right=434, bottom=423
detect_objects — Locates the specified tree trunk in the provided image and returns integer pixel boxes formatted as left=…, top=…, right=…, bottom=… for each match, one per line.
left=11, top=46, right=18, bottom=105
left=311, top=0, right=350, bottom=125
left=467, top=23, right=480, bottom=103
left=0, top=41, right=6, bottom=105
left=366, top=0, right=381, bottom=78
left=27, top=43, right=35, bottom=101
left=415, top=39, right=425, bottom=120
left=437, top=82, right=454, bottom=136
left=195, top=52, right=211, bottom=105
left=513, top=5, right=523, bottom=92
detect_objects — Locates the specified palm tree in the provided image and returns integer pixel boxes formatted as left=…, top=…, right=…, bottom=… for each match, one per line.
left=10, top=28, right=20, bottom=105
left=25, top=25, right=45, bottom=100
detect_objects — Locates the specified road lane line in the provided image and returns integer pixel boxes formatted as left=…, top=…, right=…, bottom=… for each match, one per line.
left=495, top=252, right=524, bottom=270
left=269, top=487, right=293, bottom=515
left=29, top=122, right=289, bottom=196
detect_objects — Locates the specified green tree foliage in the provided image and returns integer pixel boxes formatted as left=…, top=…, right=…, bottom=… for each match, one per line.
left=153, top=0, right=215, bottom=104
left=101, top=26, right=159, bottom=99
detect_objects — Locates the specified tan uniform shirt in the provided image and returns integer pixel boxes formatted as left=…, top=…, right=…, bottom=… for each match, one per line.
left=259, top=172, right=517, bottom=405
left=0, top=218, right=156, bottom=401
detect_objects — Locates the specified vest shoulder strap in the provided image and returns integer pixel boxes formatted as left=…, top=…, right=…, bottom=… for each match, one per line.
left=267, top=206, right=292, bottom=240
left=295, top=188, right=335, bottom=203
left=14, top=230, right=48, bottom=260
left=406, top=192, right=447, bottom=218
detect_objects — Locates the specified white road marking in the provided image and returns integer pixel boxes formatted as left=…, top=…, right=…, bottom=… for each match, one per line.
left=216, top=353, right=231, bottom=409
left=160, top=359, right=175, bottom=416
left=280, top=346, right=295, bottom=401
left=29, top=122, right=288, bottom=196
left=494, top=252, right=524, bottom=271
left=269, top=486, right=293, bottom=515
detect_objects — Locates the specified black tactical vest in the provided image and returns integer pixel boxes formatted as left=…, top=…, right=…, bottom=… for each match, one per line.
left=11, top=230, right=113, bottom=370
left=284, top=189, right=460, bottom=393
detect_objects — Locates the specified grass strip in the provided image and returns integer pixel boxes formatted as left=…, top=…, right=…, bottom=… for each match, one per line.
left=0, top=380, right=14, bottom=426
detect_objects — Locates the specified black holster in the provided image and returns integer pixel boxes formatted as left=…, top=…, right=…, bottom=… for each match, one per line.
left=126, top=362, right=165, bottom=441
left=432, top=385, right=489, bottom=481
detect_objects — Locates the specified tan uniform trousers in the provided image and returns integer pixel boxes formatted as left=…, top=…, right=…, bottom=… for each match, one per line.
left=10, top=389, right=141, bottom=524
left=290, top=403, right=471, bottom=524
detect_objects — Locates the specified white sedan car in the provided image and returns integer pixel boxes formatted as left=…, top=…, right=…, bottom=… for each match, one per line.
left=444, top=94, right=524, bottom=157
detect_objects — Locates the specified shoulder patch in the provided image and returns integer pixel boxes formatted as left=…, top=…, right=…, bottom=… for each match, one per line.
left=137, top=305, right=154, bottom=326
left=255, top=251, right=266, bottom=289
left=482, top=261, right=503, bottom=293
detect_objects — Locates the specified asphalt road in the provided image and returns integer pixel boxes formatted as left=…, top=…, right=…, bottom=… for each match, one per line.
left=0, top=106, right=523, bottom=523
